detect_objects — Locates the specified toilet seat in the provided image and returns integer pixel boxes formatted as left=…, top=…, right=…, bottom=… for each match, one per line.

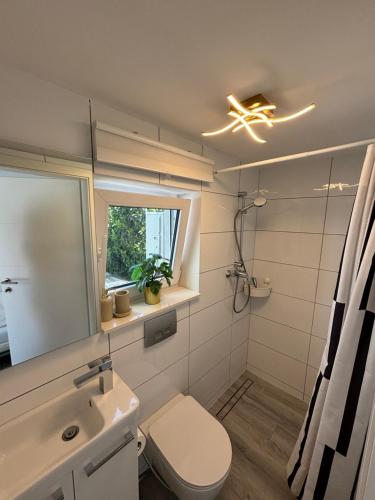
left=148, top=395, right=232, bottom=489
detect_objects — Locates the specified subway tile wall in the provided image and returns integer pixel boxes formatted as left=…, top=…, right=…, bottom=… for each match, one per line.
left=247, top=149, right=364, bottom=401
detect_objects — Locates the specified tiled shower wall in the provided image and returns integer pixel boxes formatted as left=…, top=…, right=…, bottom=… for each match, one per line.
left=247, top=149, right=365, bottom=401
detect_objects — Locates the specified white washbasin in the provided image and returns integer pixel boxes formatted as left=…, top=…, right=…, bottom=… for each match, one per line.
left=0, top=371, right=139, bottom=499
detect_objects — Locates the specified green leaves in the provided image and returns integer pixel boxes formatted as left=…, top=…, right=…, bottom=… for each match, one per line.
left=130, top=254, right=173, bottom=295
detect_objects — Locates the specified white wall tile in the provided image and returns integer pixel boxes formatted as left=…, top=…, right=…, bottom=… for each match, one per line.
left=254, top=231, right=322, bottom=268
left=249, top=315, right=309, bottom=363
left=190, top=298, right=232, bottom=351
left=312, top=304, right=331, bottom=339
left=189, top=356, right=230, bottom=407
left=248, top=366, right=304, bottom=400
left=242, top=201, right=258, bottom=230
left=247, top=341, right=306, bottom=392
left=320, top=235, right=345, bottom=272
left=200, top=191, right=237, bottom=233
left=136, top=356, right=189, bottom=423
left=189, top=328, right=231, bottom=386
left=0, top=333, right=109, bottom=405
left=316, top=270, right=338, bottom=306
left=251, top=292, right=314, bottom=333
left=109, top=322, right=144, bottom=352
left=305, top=366, right=319, bottom=397
left=256, top=197, right=326, bottom=233
left=258, top=157, right=331, bottom=199
left=324, top=196, right=355, bottom=235
left=190, top=267, right=233, bottom=315
left=176, top=302, right=190, bottom=321
left=230, top=341, right=248, bottom=383
left=239, top=167, right=259, bottom=196
left=200, top=232, right=235, bottom=272
left=308, top=336, right=326, bottom=369
left=253, top=260, right=318, bottom=302
left=240, top=230, right=256, bottom=261
left=329, top=150, right=364, bottom=196
left=231, top=315, right=250, bottom=350
left=112, top=317, right=189, bottom=390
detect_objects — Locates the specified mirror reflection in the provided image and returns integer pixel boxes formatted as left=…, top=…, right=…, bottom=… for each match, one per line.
left=0, top=165, right=97, bottom=369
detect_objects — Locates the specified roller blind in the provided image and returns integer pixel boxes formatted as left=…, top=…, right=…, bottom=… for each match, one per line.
left=94, top=121, right=214, bottom=182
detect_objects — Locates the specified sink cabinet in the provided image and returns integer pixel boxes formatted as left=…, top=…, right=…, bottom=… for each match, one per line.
left=16, top=472, right=75, bottom=500
left=73, top=428, right=139, bottom=500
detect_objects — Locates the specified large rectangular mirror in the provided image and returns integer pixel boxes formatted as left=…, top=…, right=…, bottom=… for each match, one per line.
left=0, top=154, right=98, bottom=370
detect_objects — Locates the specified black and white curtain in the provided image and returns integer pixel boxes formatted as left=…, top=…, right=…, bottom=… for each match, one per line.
left=287, top=145, right=375, bottom=499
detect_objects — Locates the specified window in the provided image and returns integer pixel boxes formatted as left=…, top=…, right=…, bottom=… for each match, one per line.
left=105, top=206, right=180, bottom=289
left=95, top=189, right=191, bottom=293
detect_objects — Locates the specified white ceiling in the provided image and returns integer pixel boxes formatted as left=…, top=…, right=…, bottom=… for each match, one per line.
left=1, top=0, right=375, bottom=162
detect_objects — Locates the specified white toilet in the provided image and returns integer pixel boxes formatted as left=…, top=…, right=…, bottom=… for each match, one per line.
left=140, top=394, right=232, bottom=500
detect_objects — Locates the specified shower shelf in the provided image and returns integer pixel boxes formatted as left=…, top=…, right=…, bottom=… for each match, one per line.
left=245, top=285, right=272, bottom=298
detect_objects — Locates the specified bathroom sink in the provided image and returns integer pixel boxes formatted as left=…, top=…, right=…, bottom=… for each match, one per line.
left=0, top=371, right=139, bottom=499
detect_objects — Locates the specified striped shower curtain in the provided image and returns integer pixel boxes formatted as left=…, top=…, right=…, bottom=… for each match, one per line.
left=287, top=145, right=375, bottom=499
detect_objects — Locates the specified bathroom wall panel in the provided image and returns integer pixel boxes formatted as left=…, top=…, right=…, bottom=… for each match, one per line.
left=202, top=145, right=240, bottom=196
left=134, top=356, right=189, bottom=422
left=258, top=157, right=331, bottom=199
left=200, top=232, right=235, bottom=272
left=189, top=327, right=231, bottom=386
left=320, top=235, right=346, bottom=271
left=308, top=336, right=326, bottom=370
left=248, top=340, right=306, bottom=392
left=329, top=150, right=364, bottom=196
left=190, top=266, right=233, bottom=315
left=253, top=260, right=318, bottom=302
left=230, top=341, right=248, bottom=384
left=111, top=317, right=189, bottom=390
left=200, top=191, right=238, bottom=233
left=189, top=355, right=231, bottom=408
left=190, top=297, right=232, bottom=351
left=256, top=197, right=327, bottom=233
left=249, top=315, right=310, bottom=363
left=254, top=231, right=323, bottom=268
left=231, top=315, right=250, bottom=350
left=248, top=150, right=362, bottom=401
left=251, top=292, right=314, bottom=333
left=324, top=196, right=355, bottom=235
left=316, top=270, right=338, bottom=306
left=312, top=304, right=331, bottom=339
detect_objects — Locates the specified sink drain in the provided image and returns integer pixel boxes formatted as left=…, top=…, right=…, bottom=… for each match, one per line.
left=62, top=425, right=80, bottom=441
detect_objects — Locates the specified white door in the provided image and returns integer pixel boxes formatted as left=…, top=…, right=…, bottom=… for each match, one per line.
left=0, top=172, right=91, bottom=365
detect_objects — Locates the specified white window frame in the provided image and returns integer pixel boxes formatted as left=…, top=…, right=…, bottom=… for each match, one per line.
left=95, top=189, right=191, bottom=298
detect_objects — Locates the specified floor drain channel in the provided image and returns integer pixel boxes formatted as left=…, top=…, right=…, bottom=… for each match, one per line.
left=62, top=425, right=80, bottom=441
left=216, top=378, right=253, bottom=421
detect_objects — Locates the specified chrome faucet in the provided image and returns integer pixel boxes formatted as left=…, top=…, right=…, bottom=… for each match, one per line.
left=226, top=261, right=249, bottom=280
left=74, top=356, right=113, bottom=394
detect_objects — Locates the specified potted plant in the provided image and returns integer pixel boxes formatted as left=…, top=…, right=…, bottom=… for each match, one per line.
left=131, top=254, right=173, bottom=305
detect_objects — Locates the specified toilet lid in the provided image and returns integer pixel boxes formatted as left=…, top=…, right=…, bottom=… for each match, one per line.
left=149, top=396, right=232, bottom=488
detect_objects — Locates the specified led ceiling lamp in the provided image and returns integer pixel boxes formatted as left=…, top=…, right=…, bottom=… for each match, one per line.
left=202, top=93, right=315, bottom=143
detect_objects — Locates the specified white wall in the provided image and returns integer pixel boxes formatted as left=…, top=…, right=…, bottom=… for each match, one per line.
left=0, top=64, right=249, bottom=425
left=247, top=149, right=364, bottom=400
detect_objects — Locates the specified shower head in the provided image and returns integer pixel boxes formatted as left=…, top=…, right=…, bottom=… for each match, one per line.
left=240, top=196, right=267, bottom=213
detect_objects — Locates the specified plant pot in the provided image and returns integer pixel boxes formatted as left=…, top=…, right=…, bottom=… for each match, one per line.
left=144, top=286, right=161, bottom=305
left=115, top=289, right=131, bottom=315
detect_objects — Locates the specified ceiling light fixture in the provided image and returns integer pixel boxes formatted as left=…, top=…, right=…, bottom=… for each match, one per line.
left=202, top=93, right=315, bottom=143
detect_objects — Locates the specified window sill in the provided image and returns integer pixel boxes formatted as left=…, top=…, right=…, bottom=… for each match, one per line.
left=101, top=286, right=199, bottom=334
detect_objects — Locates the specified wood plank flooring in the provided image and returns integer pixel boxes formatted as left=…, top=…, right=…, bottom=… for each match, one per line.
left=139, top=371, right=307, bottom=500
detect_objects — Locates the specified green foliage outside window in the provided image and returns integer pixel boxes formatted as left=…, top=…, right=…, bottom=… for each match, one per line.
left=106, top=206, right=146, bottom=282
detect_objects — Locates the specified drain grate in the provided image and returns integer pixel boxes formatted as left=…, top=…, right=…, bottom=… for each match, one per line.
left=62, top=425, right=80, bottom=441
left=215, top=378, right=253, bottom=421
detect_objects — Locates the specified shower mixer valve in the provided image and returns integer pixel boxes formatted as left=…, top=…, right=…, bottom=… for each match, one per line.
left=226, top=262, right=249, bottom=279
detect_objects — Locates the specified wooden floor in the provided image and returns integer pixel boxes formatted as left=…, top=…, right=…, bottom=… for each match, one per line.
left=139, top=371, right=307, bottom=500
